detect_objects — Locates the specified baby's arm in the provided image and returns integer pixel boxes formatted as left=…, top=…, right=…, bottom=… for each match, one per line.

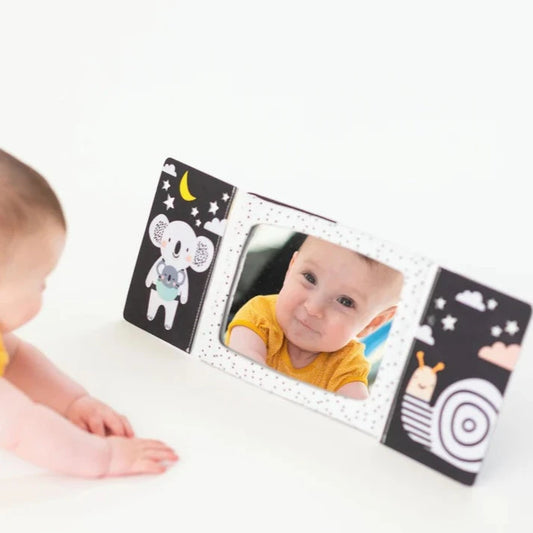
left=336, top=381, right=369, bottom=400
left=227, top=326, right=267, bottom=365
left=3, top=333, right=133, bottom=437
left=2, top=333, right=87, bottom=416
left=0, top=377, right=177, bottom=477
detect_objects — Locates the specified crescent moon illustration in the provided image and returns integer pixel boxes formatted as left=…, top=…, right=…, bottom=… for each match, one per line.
left=179, top=171, right=196, bottom=201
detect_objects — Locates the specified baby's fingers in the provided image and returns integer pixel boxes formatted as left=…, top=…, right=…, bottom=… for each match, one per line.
left=121, top=416, right=135, bottom=438
left=107, top=437, right=178, bottom=477
left=131, top=445, right=178, bottom=475
left=141, top=440, right=178, bottom=459
left=134, top=459, right=167, bottom=475
left=145, top=447, right=179, bottom=463
left=140, top=439, right=175, bottom=450
left=87, top=416, right=106, bottom=437
left=103, top=412, right=133, bottom=438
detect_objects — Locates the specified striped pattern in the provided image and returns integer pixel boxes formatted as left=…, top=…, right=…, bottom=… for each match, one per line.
left=401, top=394, right=432, bottom=447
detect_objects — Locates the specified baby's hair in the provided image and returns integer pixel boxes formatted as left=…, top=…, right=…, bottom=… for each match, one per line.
left=0, top=149, right=66, bottom=248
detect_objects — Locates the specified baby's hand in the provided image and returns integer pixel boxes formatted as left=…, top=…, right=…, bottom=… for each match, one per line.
left=66, top=395, right=134, bottom=438
left=107, top=436, right=178, bottom=476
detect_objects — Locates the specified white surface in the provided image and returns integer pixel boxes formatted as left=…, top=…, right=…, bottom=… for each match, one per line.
left=1, top=2, right=532, bottom=531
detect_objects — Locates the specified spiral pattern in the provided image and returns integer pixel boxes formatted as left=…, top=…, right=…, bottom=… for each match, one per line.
left=431, top=378, right=502, bottom=473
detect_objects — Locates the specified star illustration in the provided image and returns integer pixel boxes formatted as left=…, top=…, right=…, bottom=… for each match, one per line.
left=435, top=297, right=446, bottom=310
left=162, top=180, right=171, bottom=191
left=191, top=207, right=199, bottom=217
left=487, top=299, right=498, bottom=311
left=163, top=194, right=175, bottom=210
left=441, top=314, right=457, bottom=331
left=222, top=192, right=230, bottom=202
left=209, top=201, right=219, bottom=215
left=505, top=321, right=520, bottom=335
left=195, top=219, right=202, bottom=227
left=491, top=325, right=503, bottom=337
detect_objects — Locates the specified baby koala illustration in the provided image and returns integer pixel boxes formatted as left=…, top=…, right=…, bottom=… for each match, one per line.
left=145, top=214, right=214, bottom=330
left=155, top=260, right=186, bottom=301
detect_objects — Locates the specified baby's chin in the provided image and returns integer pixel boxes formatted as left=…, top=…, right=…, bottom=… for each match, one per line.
left=285, top=331, right=344, bottom=355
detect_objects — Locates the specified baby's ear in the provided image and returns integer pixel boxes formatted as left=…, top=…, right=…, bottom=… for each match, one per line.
left=285, top=251, right=298, bottom=274
left=281, top=252, right=298, bottom=286
left=357, top=306, right=397, bottom=338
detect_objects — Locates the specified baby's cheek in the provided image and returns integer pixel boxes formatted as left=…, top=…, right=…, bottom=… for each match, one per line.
left=24, top=296, right=43, bottom=323
left=2, top=297, right=42, bottom=333
left=334, top=318, right=361, bottom=345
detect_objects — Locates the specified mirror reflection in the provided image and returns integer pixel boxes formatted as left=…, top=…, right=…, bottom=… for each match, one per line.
left=223, top=225, right=404, bottom=400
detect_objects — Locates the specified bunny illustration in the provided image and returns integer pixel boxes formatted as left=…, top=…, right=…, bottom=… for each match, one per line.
left=401, top=350, right=503, bottom=473
left=145, top=214, right=214, bottom=330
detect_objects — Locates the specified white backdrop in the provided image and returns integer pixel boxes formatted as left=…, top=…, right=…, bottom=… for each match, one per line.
left=1, top=2, right=532, bottom=532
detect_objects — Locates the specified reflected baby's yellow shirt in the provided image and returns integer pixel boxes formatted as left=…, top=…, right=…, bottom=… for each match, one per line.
left=226, top=295, right=369, bottom=392
left=0, top=334, right=9, bottom=376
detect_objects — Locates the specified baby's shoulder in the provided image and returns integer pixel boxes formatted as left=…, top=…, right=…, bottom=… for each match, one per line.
left=245, top=294, right=277, bottom=313
left=335, top=340, right=367, bottom=365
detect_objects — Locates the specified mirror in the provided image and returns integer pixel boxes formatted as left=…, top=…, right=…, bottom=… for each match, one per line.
left=222, top=224, right=405, bottom=400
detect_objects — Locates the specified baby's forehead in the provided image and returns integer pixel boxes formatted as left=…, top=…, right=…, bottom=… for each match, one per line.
left=298, top=236, right=403, bottom=297
left=298, top=236, right=354, bottom=258
left=299, top=237, right=378, bottom=272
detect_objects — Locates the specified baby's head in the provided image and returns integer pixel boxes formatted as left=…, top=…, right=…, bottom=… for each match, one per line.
left=0, top=149, right=66, bottom=333
left=276, top=235, right=403, bottom=355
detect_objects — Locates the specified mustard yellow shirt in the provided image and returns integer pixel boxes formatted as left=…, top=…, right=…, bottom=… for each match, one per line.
left=226, top=295, right=369, bottom=392
left=0, top=334, right=9, bottom=376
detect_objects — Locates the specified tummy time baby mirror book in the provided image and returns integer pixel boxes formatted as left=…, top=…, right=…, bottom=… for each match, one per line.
left=124, top=157, right=531, bottom=485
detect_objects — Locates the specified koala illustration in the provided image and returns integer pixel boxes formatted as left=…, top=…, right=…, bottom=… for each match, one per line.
left=155, top=260, right=186, bottom=301
left=145, top=214, right=215, bottom=330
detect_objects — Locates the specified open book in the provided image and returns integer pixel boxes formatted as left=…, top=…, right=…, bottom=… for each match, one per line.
left=124, top=157, right=531, bottom=485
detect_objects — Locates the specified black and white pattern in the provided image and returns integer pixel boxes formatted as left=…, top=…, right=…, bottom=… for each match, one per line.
left=124, top=157, right=531, bottom=486
left=384, top=268, right=531, bottom=485
left=124, top=158, right=235, bottom=352
left=192, top=191, right=436, bottom=438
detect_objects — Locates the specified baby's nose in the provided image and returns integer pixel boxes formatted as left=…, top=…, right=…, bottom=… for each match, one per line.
left=304, top=295, right=324, bottom=317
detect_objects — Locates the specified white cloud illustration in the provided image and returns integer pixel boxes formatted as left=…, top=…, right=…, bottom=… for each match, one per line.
left=162, top=163, right=177, bottom=177
left=415, top=324, right=435, bottom=345
left=455, top=290, right=486, bottom=311
left=204, top=217, right=227, bottom=236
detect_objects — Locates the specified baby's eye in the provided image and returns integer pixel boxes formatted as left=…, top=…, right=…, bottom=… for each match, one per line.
left=302, top=272, right=316, bottom=285
left=337, top=296, right=355, bottom=308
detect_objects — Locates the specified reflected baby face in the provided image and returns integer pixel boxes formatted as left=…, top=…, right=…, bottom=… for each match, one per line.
left=275, top=237, right=401, bottom=355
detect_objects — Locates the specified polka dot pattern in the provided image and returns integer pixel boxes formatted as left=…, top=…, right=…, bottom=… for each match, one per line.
left=192, top=191, right=437, bottom=439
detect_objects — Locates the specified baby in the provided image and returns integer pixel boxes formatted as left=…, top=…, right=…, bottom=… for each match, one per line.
left=0, top=149, right=178, bottom=477
left=226, top=235, right=404, bottom=399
